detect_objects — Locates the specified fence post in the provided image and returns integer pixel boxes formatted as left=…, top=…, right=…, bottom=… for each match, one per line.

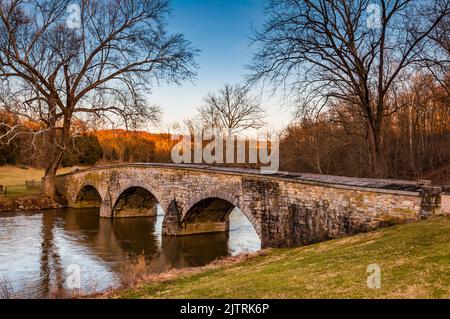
left=420, top=186, right=442, bottom=219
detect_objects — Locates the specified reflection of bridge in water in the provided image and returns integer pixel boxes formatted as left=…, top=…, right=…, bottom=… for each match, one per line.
left=34, top=208, right=244, bottom=296
left=59, top=208, right=233, bottom=269
left=56, top=163, right=442, bottom=248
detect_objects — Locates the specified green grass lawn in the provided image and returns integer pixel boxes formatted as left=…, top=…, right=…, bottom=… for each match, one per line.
left=117, top=217, right=450, bottom=299
left=0, top=165, right=79, bottom=197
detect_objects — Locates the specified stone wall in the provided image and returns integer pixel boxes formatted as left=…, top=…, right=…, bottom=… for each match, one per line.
left=55, top=164, right=441, bottom=248
left=250, top=179, right=423, bottom=247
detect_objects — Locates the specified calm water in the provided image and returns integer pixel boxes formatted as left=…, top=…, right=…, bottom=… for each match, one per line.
left=0, top=207, right=260, bottom=298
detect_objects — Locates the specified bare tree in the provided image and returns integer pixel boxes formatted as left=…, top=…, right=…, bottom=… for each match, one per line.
left=0, top=0, right=197, bottom=197
left=248, top=0, right=450, bottom=177
left=425, top=3, right=450, bottom=97
left=198, top=84, right=266, bottom=135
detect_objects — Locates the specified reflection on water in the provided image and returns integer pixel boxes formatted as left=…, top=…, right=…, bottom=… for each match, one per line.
left=0, top=207, right=260, bottom=298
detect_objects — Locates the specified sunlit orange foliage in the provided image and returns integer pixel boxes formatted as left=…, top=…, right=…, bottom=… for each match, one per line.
left=95, top=129, right=176, bottom=163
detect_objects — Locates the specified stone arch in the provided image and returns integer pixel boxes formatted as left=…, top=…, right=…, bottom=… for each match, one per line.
left=73, top=183, right=103, bottom=208
left=182, top=189, right=261, bottom=236
left=111, top=182, right=168, bottom=218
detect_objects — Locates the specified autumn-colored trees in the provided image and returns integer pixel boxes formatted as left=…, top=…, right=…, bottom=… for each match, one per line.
left=97, top=130, right=175, bottom=164
left=280, top=74, right=450, bottom=184
left=62, top=135, right=103, bottom=167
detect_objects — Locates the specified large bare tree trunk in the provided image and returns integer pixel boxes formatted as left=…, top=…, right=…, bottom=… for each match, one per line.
left=42, top=113, right=68, bottom=199
left=43, top=150, right=63, bottom=198
left=408, top=105, right=418, bottom=177
left=367, top=124, right=383, bottom=178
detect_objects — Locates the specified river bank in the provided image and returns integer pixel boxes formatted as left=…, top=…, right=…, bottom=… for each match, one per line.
left=106, top=216, right=450, bottom=299
left=0, top=195, right=63, bottom=212
left=0, top=165, right=79, bottom=212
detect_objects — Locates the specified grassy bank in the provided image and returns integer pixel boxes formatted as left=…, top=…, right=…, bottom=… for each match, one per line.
left=0, top=165, right=78, bottom=198
left=116, top=217, right=450, bottom=299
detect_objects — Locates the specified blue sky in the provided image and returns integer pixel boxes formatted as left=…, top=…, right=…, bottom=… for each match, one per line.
left=147, top=0, right=292, bottom=132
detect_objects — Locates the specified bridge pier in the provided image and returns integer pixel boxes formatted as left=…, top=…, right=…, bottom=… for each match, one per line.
left=162, top=200, right=181, bottom=236
left=177, top=220, right=230, bottom=235
left=99, top=198, right=113, bottom=218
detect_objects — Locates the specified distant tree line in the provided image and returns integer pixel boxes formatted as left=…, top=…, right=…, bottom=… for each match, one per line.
left=0, top=117, right=103, bottom=167
left=0, top=126, right=176, bottom=167
left=97, top=130, right=174, bottom=163
left=279, top=74, right=450, bottom=184
left=61, top=135, right=103, bottom=167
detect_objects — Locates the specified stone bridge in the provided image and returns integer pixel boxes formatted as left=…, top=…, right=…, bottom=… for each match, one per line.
left=55, top=163, right=442, bottom=248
